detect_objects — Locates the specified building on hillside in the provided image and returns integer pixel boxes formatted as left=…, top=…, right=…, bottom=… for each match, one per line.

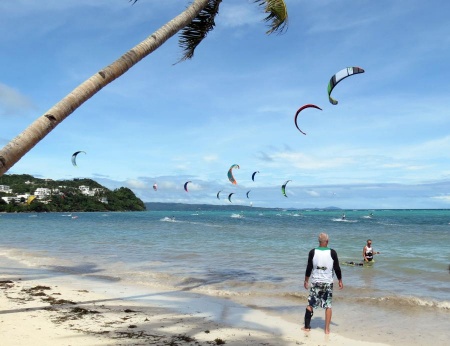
left=79, top=186, right=104, bottom=197
left=0, top=185, right=13, bottom=193
left=34, top=187, right=52, bottom=200
left=1, top=193, right=31, bottom=204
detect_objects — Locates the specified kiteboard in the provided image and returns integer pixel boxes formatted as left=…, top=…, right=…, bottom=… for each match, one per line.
left=342, top=260, right=375, bottom=267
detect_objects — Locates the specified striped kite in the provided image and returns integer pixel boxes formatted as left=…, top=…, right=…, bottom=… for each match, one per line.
left=327, top=67, right=365, bottom=105
left=227, top=164, right=240, bottom=185
left=281, top=180, right=291, bottom=198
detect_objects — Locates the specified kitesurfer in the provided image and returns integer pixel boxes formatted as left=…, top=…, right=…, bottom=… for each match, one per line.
left=363, top=239, right=380, bottom=262
left=302, top=233, right=343, bottom=334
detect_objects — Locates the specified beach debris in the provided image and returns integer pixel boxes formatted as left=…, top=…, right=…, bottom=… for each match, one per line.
left=42, top=296, right=77, bottom=305
left=24, top=285, right=51, bottom=291
left=0, top=280, right=14, bottom=289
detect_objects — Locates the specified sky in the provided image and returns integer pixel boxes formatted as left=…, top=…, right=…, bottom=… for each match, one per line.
left=1, top=0, right=450, bottom=209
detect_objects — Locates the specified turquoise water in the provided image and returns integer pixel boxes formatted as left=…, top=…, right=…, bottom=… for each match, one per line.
left=1, top=207, right=449, bottom=311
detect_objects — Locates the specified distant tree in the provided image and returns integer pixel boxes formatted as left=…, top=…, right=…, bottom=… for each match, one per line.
left=0, top=174, right=145, bottom=212
left=0, top=0, right=288, bottom=176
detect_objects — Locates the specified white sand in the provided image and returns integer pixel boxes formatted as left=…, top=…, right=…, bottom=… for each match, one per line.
left=0, top=267, right=390, bottom=346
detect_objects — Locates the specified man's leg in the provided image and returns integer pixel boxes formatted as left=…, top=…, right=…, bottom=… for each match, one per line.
left=324, top=307, right=332, bottom=334
left=302, top=306, right=313, bottom=331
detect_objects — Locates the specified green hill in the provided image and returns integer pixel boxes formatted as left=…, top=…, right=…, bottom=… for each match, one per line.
left=0, top=174, right=145, bottom=213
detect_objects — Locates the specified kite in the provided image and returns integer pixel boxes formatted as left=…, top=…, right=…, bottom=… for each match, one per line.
left=228, top=193, right=234, bottom=203
left=184, top=181, right=191, bottom=192
left=153, top=184, right=158, bottom=191
left=27, top=195, right=36, bottom=205
left=327, top=67, right=365, bottom=105
left=217, top=190, right=222, bottom=199
left=294, top=104, right=322, bottom=135
left=246, top=190, right=251, bottom=199
left=227, top=164, right=240, bottom=185
left=71, top=151, right=86, bottom=166
left=281, top=180, right=291, bottom=197
left=252, top=171, right=259, bottom=181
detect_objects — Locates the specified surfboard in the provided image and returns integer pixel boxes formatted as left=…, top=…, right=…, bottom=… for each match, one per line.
left=342, top=260, right=375, bottom=267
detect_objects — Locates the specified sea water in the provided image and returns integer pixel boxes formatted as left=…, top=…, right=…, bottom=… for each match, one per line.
left=1, top=207, right=449, bottom=343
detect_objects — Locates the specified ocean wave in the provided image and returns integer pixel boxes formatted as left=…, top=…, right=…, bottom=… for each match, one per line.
left=349, top=295, right=450, bottom=310
left=0, top=247, right=75, bottom=269
left=160, top=217, right=177, bottom=222
left=332, top=218, right=358, bottom=223
left=230, top=213, right=244, bottom=219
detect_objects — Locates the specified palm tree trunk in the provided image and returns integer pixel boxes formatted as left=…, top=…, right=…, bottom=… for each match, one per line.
left=0, top=0, right=210, bottom=176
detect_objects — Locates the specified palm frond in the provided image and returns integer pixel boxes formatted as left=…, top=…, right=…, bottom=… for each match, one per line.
left=178, top=0, right=223, bottom=62
left=254, top=0, right=288, bottom=34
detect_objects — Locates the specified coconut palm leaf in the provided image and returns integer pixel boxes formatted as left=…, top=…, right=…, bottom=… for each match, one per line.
left=178, top=0, right=223, bottom=62
left=254, top=0, right=288, bottom=34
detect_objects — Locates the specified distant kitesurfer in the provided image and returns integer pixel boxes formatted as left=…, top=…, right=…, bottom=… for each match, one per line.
left=363, top=239, right=380, bottom=262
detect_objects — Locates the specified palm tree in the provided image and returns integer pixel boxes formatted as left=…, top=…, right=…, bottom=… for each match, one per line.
left=0, top=0, right=288, bottom=176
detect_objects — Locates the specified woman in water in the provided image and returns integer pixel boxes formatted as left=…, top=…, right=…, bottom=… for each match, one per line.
left=363, top=239, right=380, bottom=262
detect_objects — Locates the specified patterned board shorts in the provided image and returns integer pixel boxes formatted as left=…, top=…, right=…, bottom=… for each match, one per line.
left=308, top=282, right=333, bottom=309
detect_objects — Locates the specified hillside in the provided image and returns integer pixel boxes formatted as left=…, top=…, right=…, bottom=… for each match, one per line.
left=0, top=174, right=146, bottom=212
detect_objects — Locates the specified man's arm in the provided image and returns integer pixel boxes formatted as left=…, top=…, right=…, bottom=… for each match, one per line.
left=331, top=249, right=344, bottom=289
left=304, top=249, right=314, bottom=289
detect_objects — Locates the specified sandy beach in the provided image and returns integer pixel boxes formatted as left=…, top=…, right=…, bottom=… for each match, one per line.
left=0, top=265, right=390, bottom=346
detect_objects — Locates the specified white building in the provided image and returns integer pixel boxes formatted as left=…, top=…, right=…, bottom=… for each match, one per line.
left=79, top=185, right=103, bottom=197
left=34, top=187, right=51, bottom=200
left=1, top=193, right=30, bottom=204
left=0, top=185, right=13, bottom=193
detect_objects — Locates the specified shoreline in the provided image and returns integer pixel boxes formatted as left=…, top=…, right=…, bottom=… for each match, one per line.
left=0, top=260, right=390, bottom=346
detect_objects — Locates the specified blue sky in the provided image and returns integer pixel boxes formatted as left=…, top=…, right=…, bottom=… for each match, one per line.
left=1, top=0, right=450, bottom=209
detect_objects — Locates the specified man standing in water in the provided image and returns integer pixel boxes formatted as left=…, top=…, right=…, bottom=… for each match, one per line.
left=302, top=233, right=343, bottom=334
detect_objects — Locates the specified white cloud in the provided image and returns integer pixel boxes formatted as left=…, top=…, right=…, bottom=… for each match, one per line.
left=306, top=190, right=320, bottom=197
left=126, top=179, right=147, bottom=189
left=431, top=195, right=450, bottom=203
left=203, top=154, right=219, bottom=162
